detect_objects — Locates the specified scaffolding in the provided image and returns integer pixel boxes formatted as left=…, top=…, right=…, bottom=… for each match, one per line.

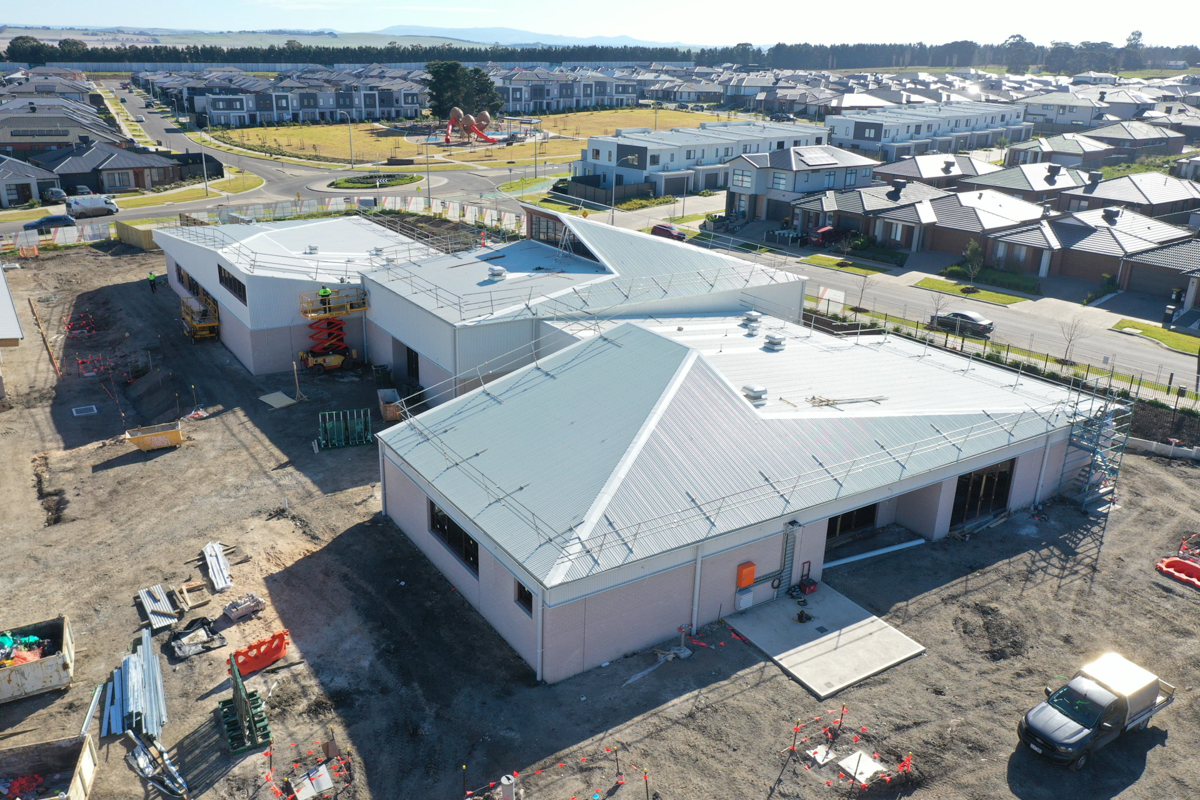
left=1057, top=382, right=1134, bottom=510
left=181, top=294, right=219, bottom=343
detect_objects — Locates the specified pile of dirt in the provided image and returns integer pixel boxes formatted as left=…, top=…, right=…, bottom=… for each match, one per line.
left=955, top=601, right=1029, bottom=661
left=31, top=452, right=67, bottom=526
left=1130, top=400, right=1200, bottom=447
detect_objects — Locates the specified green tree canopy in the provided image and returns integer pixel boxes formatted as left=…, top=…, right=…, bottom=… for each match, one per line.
left=426, top=61, right=502, bottom=119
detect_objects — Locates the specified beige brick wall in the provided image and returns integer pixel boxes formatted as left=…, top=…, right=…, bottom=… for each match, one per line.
left=382, top=456, right=539, bottom=669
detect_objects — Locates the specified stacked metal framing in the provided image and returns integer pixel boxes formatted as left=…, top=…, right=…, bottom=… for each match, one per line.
left=100, top=629, right=168, bottom=739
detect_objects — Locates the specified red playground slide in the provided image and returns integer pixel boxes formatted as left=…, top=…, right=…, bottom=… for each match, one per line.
left=469, top=125, right=498, bottom=144
left=444, top=119, right=454, bottom=144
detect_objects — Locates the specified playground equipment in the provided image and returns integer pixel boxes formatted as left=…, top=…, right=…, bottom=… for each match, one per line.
left=298, top=286, right=367, bottom=375
left=445, top=107, right=498, bottom=144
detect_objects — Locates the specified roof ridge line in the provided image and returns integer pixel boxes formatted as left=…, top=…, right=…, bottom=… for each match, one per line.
left=545, top=346, right=698, bottom=586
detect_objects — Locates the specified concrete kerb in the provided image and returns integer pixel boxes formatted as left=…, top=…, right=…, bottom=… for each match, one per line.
left=1109, top=326, right=1200, bottom=357
left=306, top=175, right=437, bottom=194
left=914, top=283, right=1029, bottom=308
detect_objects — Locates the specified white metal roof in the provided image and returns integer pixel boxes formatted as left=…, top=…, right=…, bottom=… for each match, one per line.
left=379, top=316, right=1084, bottom=590
left=0, top=268, right=23, bottom=344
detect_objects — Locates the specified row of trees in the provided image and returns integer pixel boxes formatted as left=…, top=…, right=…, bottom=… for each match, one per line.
left=3, top=32, right=1195, bottom=75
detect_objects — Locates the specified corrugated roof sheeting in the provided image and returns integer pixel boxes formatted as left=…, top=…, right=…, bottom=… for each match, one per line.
left=382, top=317, right=1081, bottom=590
left=379, top=325, right=691, bottom=582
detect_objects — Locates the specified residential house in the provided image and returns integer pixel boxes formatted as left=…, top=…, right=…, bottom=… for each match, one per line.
left=1072, top=72, right=1119, bottom=85
left=572, top=120, right=828, bottom=196
left=1058, top=172, right=1200, bottom=215
left=0, top=154, right=59, bottom=207
left=826, top=102, right=1033, bottom=161
left=1086, top=120, right=1186, bottom=156
left=955, top=163, right=1090, bottom=205
left=1073, top=88, right=1157, bottom=121
left=1171, top=155, right=1200, bottom=181
left=0, top=100, right=125, bottom=162
left=725, top=146, right=880, bottom=220
left=790, top=179, right=948, bottom=251
left=985, top=207, right=1192, bottom=284
left=5, top=77, right=96, bottom=106
left=1120, top=239, right=1200, bottom=306
left=1005, top=133, right=1116, bottom=169
left=32, top=142, right=182, bottom=194
left=1015, top=92, right=1109, bottom=129
left=872, top=154, right=1001, bottom=189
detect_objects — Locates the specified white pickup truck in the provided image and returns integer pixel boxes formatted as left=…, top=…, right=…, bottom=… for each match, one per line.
left=1018, top=652, right=1174, bottom=771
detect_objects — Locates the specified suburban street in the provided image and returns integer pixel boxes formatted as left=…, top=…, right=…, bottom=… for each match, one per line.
left=2, top=83, right=1196, bottom=391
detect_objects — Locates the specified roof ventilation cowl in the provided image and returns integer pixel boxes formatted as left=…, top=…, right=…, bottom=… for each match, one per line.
left=765, top=333, right=787, bottom=351
left=743, top=310, right=763, bottom=323
left=1046, top=163, right=1062, bottom=177
left=742, top=384, right=769, bottom=407
left=488, top=265, right=508, bottom=280
left=1102, top=206, right=1120, bottom=223
left=305, top=244, right=319, bottom=255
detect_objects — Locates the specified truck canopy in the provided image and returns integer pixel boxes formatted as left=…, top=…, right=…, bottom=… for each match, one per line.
left=1078, top=653, right=1159, bottom=717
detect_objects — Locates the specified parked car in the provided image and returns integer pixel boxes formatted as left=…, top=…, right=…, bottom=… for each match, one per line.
left=119, top=97, right=127, bottom=104
left=650, top=223, right=687, bottom=241
left=135, top=115, right=146, bottom=122
left=41, top=187, right=68, bottom=203
left=807, top=225, right=842, bottom=248
left=72, top=186, right=93, bottom=196
left=930, top=310, right=994, bottom=336
left=1018, top=653, right=1174, bottom=771
left=66, top=195, right=119, bottom=218
left=23, top=214, right=76, bottom=234
left=771, top=113, right=796, bottom=122
left=676, top=103, right=690, bottom=110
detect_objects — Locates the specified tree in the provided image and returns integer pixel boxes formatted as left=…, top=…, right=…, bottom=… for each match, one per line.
left=425, top=61, right=501, bottom=119
left=1122, top=30, right=1145, bottom=71
left=1002, top=34, right=1036, bottom=74
left=4, top=35, right=47, bottom=63
left=56, top=38, right=88, bottom=58
left=1058, top=316, right=1090, bottom=364
left=962, top=239, right=985, bottom=284
left=852, top=272, right=876, bottom=316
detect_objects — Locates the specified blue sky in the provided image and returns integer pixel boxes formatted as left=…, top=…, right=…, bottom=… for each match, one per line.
left=4, top=1, right=1196, bottom=48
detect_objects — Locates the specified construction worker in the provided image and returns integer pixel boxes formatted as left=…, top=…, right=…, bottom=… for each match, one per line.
left=318, top=284, right=331, bottom=310
left=148, top=271, right=157, bottom=293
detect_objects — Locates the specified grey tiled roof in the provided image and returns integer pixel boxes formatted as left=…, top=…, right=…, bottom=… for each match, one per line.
left=957, top=163, right=1088, bottom=193
left=873, top=154, right=1000, bottom=181
left=791, top=180, right=946, bottom=215
left=1061, top=173, right=1200, bottom=206
left=1126, top=239, right=1200, bottom=274
left=1088, top=120, right=1185, bottom=142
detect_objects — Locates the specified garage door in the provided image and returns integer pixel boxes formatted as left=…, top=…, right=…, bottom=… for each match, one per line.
left=765, top=199, right=791, bottom=220
left=704, top=173, right=719, bottom=190
left=662, top=177, right=686, bottom=196
left=1127, top=263, right=1188, bottom=298
left=928, top=227, right=976, bottom=257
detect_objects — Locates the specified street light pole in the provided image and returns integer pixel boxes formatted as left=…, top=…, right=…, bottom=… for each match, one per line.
left=338, top=110, right=354, bottom=168
left=199, top=125, right=210, bottom=197
left=425, top=141, right=432, bottom=212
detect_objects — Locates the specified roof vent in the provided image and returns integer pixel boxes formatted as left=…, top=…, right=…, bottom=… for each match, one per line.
left=742, top=384, right=768, bottom=406
left=1102, top=206, right=1120, bottom=222
left=305, top=245, right=319, bottom=254
left=743, top=310, right=763, bottom=323
left=370, top=246, right=384, bottom=256
left=488, top=265, right=508, bottom=280
left=765, top=333, right=787, bottom=351
left=891, top=178, right=908, bottom=191
left=1088, top=171, right=1103, bottom=183
left=1047, top=163, right=1062, bottom=177
left=943, top=159, right=955, bottom=173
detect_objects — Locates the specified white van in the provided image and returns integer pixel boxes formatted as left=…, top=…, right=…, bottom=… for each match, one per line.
left=66, top=195, right=120, bottom=218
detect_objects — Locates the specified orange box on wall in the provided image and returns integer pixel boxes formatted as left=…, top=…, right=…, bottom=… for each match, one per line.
left=736, top=561, right=756, bottom=589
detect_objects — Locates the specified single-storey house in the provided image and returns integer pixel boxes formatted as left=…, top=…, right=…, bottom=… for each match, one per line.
left=1086, top=121, right=1186, bottom=157
left=790, top=179, right=947, bottom=251
left=32, top=142, right=182, bottom=194
left=985, top=206, right=1192, bottom=285
left=871, top=154, right=1001, bottom=190
left=955, top=163, right=1090, bottom=206
left=0, top=153, right=58, bottom=207
left=1119, top=239, right=1200, bottom=307
left=1004, top=133, right=1116, bottom=170
left=1058, top=173, right=1200, bottom=216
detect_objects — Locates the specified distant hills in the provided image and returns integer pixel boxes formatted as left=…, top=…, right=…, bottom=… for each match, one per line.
left=373, top=25, right=705, bottom=50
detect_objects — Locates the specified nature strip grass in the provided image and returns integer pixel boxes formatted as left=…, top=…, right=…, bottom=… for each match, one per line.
left=915, top=277, right=1027, bottom=306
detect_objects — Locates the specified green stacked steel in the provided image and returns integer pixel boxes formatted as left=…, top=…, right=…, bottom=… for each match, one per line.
left=318, top=409, right=373, bottom=449
left=218, top=659, right=271, bottom=754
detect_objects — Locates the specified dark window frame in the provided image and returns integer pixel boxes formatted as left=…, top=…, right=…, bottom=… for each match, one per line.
left=516, top=580, right=534, bottom=614
left=429, top=500, right=479, bottom=575
left=217, top=265, right=247, bottom=305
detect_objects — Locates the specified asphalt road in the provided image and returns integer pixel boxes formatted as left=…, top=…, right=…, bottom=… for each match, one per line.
left=5, top=83, right=1196, bottom=388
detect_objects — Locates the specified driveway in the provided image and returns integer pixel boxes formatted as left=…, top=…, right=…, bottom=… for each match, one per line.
left=1092, top=290, right=1170, bottom=323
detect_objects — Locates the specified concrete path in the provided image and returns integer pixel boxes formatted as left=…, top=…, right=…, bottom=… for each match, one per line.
left=729, top=584, right=925, bottom=699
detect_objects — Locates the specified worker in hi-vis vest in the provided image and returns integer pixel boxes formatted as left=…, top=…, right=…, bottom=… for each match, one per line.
left=318, top=285, right=331, bottom=309
left=148, top=271, right=157, bottom=293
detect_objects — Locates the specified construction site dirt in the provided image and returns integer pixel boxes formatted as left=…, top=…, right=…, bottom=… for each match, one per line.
left=1, top=244, right=1199, bottom=800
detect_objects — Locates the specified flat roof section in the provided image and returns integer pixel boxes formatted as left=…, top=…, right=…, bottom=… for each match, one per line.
left=0, top=268, right=24, bottom=346
left=550, top=314, right=1075, bottom=418
left=729, top=585, right=925, bottom=699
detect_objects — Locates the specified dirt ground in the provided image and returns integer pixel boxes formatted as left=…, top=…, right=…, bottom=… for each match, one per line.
left=1, top=245, right=1199, bottom=800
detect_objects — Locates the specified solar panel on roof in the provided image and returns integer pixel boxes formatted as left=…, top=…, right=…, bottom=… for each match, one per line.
left=802, top=155, right=838, bottom=166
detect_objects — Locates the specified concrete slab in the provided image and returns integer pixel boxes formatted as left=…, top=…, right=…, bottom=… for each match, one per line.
left=729, top=583, right=924, bottom=699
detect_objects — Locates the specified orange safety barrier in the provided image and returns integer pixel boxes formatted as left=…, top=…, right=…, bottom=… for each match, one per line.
left=228, top=630, right=290, bottom=675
